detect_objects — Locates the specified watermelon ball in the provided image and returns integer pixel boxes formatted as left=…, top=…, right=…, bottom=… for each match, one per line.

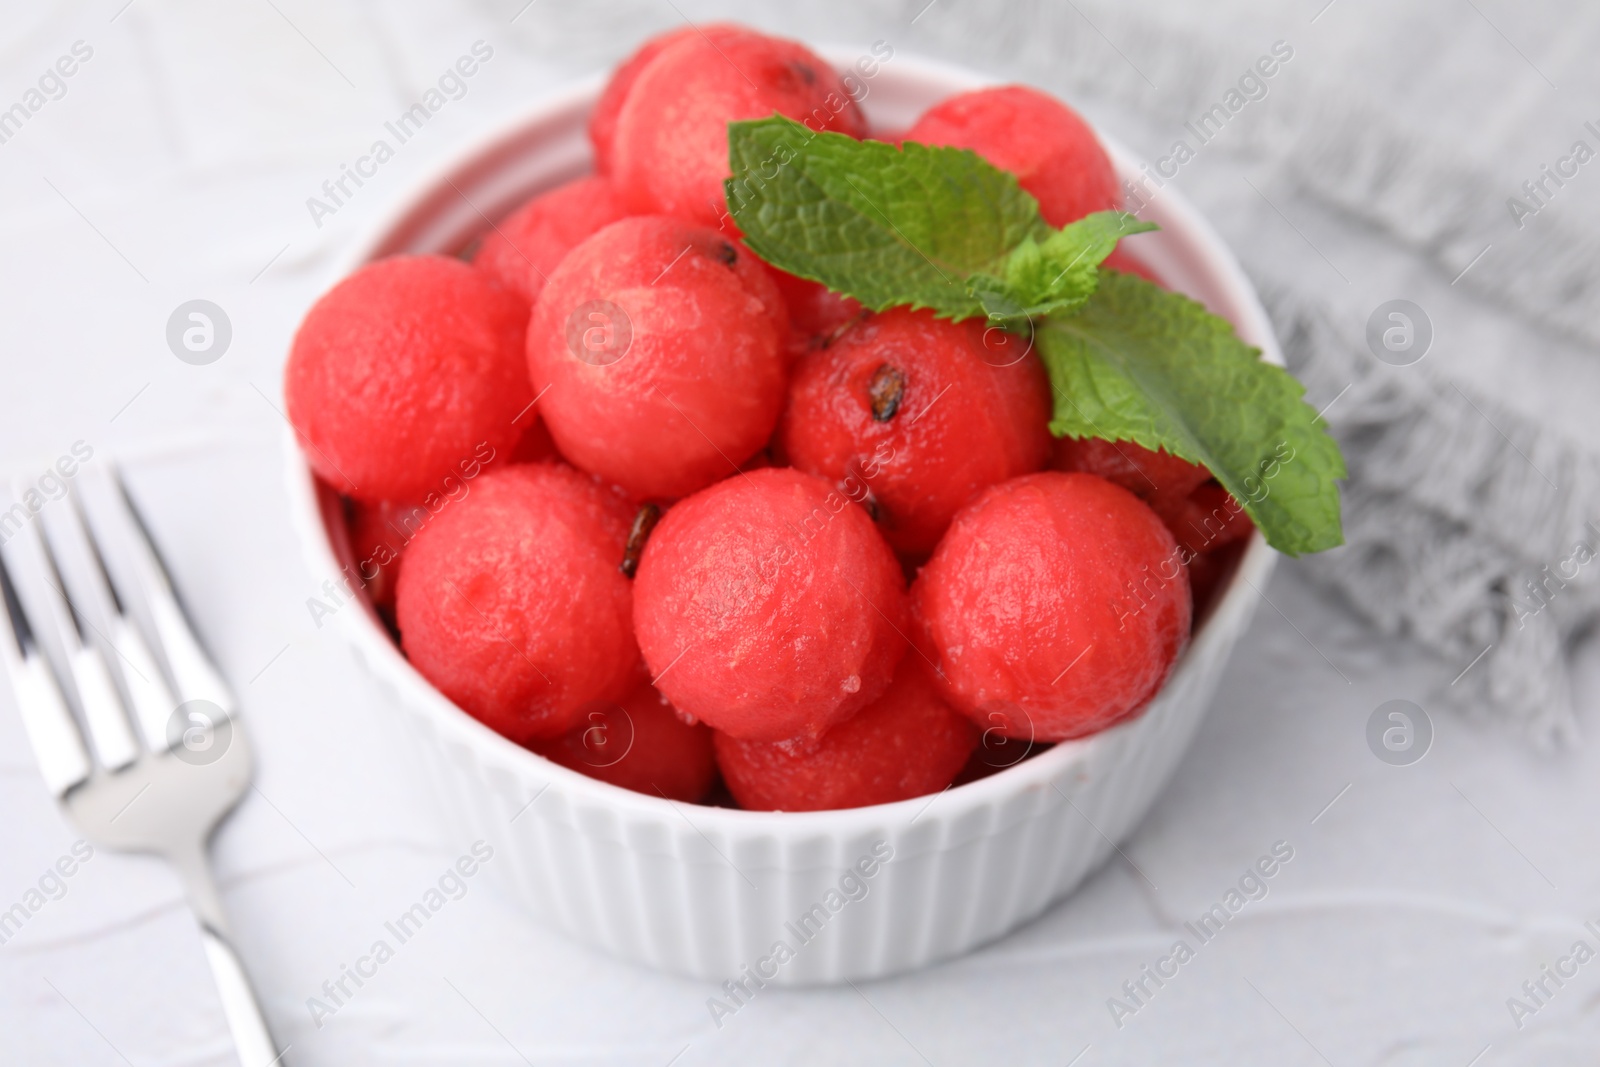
left=535, top=683, right=717, bottom=802
left=472, top=175, right=629, bottom=304
left=1051, top=436, right=1210, bottom=502
left=913, top=472, right=1191, bottom=742
left=587, top=24, right=741, bottom=175
left=611, top=26, right=868, bottom=227
left=780, top=307, right=1053, bottom=558
left=714, top=658, right=977, bottom=811
left=905, top=85, right=1119, bottom=227
left=396, top=464, right=642, bottom=744
left=346, top=499, right=429, bottom=610
left=528, top=215, right=787, bottom=500
left=285, top=256, right=531, bottom=503
left=769, top=267, right=863, bottom=362
left=1154, top=481, right=1255, bottom=557
left=633, top=468, right=909, bottom=742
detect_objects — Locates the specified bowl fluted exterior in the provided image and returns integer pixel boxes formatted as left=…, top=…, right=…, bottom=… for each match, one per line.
left=283, top=51, right=1280, bottom=985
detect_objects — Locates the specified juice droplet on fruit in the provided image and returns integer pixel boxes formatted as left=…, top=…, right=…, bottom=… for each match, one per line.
left=620, top=503, right=662, bottom=578
left=868, top=364, right=906, bottom=421
left=841, top=674, right=861, bottom=694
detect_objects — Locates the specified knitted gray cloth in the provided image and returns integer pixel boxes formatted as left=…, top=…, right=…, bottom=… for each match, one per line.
left=506, top=0, right=1600, bottom=741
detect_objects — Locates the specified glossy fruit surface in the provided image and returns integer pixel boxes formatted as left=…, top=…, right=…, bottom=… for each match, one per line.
left=286, top=255, right=531, bottom=503
left=633, top=468, right=908, bottom=742
left=913, top=472, right=1190, bottom=741
left=397, top=465, right=642, bottom=743
left=528, top=216, right=787, bottom=500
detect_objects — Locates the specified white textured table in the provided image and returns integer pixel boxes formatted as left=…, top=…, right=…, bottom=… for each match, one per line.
left=1, top=2, right=1597, bottom=1064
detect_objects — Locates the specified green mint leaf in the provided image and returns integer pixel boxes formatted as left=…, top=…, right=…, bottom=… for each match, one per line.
left=726, top=115, right=1046, bottom=319
left=969, top=212, right=1158, bottom=324
left=1037, top=271, right=1346, bottom=556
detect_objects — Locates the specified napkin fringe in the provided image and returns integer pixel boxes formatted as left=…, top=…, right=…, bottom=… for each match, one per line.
left=1265, top=283, right=1600, bottom=745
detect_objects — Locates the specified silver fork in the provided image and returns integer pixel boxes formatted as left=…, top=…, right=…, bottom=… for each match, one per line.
left=0, top=467, right=285, bottom=1067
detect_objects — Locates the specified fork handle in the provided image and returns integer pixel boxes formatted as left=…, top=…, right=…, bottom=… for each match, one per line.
left=172, top=843, right=285, bottom=1066
left=202, top=925, right=285, bottom=1067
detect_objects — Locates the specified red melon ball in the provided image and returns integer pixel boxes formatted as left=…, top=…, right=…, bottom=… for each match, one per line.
left=1051, top=437, right=1210, bottom=502
left=396, top=464, right=643, bottom=744
left=913, top=472, right=1191, bottom=742
left=611, top=26, right=868, bottom=227
left=285, top=256, right=531, bottom=503
left=714, top=658, right=978, bottom=811
left=347, top=499, right=430, bottom=610
left=905, top=85, right=1120, bottom=227
left=768, top=268, right=864, bottom=363
left=780, top=307, right=1053, bottom=558
left=587, top=24, right=742, bottom=175
left=633, top=468, right=909, bottom=742
left=535, top=683, right=717, bottom=803
left=1153, top=481, right=1255, bottom=557
left=528, top=215, right=787, bottom=500
left=472, top=176, right=630, bottom=304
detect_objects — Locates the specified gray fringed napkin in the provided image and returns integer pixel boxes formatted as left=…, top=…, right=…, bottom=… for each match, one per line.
left=1270, top=286, right=1600, bottom=744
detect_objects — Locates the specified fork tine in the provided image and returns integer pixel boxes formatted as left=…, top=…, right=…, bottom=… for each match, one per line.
left=96, top=464, right=234, bottom=717
left=0, top=535, right=91, bottom=795
left=63, top=490, right=179, bottom=752
left=26, top=512, right=139, bottom=771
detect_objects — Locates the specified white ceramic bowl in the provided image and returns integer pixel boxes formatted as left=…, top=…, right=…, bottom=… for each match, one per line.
left=284, top=50, right=1279, bottom=985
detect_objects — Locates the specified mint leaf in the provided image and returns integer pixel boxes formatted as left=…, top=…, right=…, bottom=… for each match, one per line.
left=727, top=118, right=1153, bottom=325
left=726, top=116, right=1045, bottom=319
left=1037, top=271, right=1345, bottom=556
left=969, top=211, right=1158, bottom=325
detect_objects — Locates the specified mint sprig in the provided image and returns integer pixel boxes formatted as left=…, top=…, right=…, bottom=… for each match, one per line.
left=726, top=115, right=1345, bottom=556
left=969, top=212, right=1158, bottom=326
